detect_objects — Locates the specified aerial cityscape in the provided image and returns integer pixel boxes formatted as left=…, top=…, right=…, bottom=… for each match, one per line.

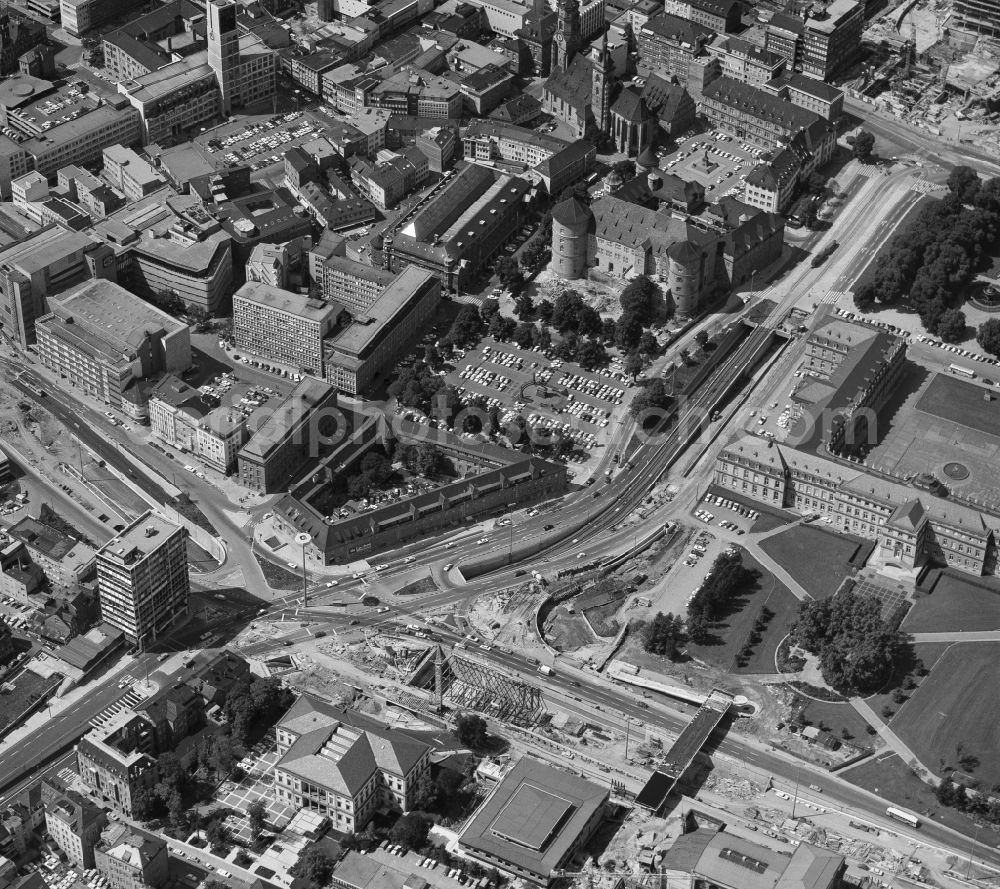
left=0, top=0, right=998, bottom=883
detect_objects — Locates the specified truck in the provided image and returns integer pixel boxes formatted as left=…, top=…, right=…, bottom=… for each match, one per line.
left=537, top=664, right=553, bottom=676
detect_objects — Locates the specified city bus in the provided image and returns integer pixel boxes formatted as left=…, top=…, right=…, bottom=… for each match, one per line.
left=886, top=806, right=920, bottom=828
left=949, top=363, right=976, bottom=379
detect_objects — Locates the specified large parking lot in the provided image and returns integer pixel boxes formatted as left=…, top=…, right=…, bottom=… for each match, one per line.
left=194, top=112, right=328, bottom=172
left=659, top=128, right=763, bottom=202
left=440, top=339, right=636, bottom=470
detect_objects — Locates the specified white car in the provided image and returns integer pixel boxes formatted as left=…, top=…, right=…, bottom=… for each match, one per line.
left=184, top=465, right=195, bottom=472
left=326, top=580, right=339, bottom=587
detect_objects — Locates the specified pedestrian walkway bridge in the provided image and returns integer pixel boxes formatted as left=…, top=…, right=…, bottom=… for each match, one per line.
left=634, top=689, right=734, bottom=814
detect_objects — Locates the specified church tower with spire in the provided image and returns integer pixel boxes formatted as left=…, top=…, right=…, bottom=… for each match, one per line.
left=551, top=0, right=581, bottom=71
left=591, top=29, right=613, bottom=136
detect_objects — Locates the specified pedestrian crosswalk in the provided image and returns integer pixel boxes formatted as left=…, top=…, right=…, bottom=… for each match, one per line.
left=816, top=290, right=853, bottom=305
left=89, top=688, right=144, bottom=729
left=910, top=179, right=945, bottom=194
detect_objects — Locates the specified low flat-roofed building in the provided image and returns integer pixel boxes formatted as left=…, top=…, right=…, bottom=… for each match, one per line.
left=35, top=279, right=192, bottom=421
left=237, top=377, right=339, bottom=493
left=102, top=144, right=165, bottom=201
left=661, top=829, right=845, bottom=889
left=459, top=757, right=607, bottom=886
left=325, top=266, right=440, bottom=395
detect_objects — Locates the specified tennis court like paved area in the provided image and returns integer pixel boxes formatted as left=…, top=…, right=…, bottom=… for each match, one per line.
left=849, top=573, right=911, bottom=620
left=215, top=749, right=296, bottom=842
left=865, top=369, right=1000, bottom=510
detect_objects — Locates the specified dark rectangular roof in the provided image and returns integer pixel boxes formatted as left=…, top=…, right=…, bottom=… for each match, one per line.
left=702, top=77, right=823, bottom=133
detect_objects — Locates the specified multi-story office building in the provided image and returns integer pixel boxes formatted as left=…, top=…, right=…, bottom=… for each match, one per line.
left=0, top=227, right=115, bottom=349
left=319, top=255, right=394, bottom=313
left=325, top=267, right=440, bottom=395
left=0, top=135, right=32, bottom=199
left=208, top=0, right=239, bottom=115
left=60, top=0, right=133, bottom=36
left=773, top=73, right=844, bottom=121
left=710, top=36, right=786, bottom=86
left=273, top=694, right=432, bottom=832
left=233, top=283, right=342, bottom=377
left=118, top=61, right=221, bottom=147
left=764, top=0, right=862, bottom=80
left=34, top=280, right=192, bottom=421
left=94, top=824, right=168, bottom=889
left=463, top=119, right=569, bottom=168
left=95, top=512, right=189, bottom=649
left=664, top=0, right=741, bottom=31
left=636, top=13, right=714, bottom=85
left=43, top=786, right=106, bottom=870
left=237, top=378, right=339, bottom=493
left=7, top=516, right=96, bottom=591
left=370, top=68, right=464, bottom=118
left=102, top=145, right=165, bottom=201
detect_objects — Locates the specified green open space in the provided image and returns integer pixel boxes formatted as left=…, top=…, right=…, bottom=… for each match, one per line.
left=759, top=524, right=864, bottom=599
left=903, top=573, right=1000, bottom=633
left=797, top=696, right=873, bottom=745
left=917, top=373, right=1000, bottom=438
left=397, top=576, right=438, bottom=596
left=864, top=641, right=954, bottom=721
left=891, top=642, right=1000, bottom=788
left=843, top=752, right=984, bottom=840
left=687, top=549, right=798, bottom=674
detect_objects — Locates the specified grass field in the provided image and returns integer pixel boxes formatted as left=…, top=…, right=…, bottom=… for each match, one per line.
left=903, top=574, right=1000, bottom=633
left=687, top=549, right=799, bottom=674
left=798, top=697, right=873, bottom=744
left=584, top=600, right=623, bottom=637
left=891, top=642, right=1000, bottom=787
left=842, top=752, right=986, bottom=840
left=759, top=525, right=861, bottom=599
left=398, top=576, right=438, bottom=596
left=916, top=373, right=1000, bottom=438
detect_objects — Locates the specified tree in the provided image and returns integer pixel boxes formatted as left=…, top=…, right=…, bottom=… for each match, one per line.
left=679, top=348, right=690, bottom=365
left=619, top=275, right=659, bottom=327
left=575, top=337, right=608, bottom=370
left=513, top=321, right=535, bottom=349
left=615, top=315, right=643, bottom=351
left=624, top=351, right=644, bottom=380
left=694, top=330, right=709, bottom=348
left=643, top=612, right=684, bottom=658
left=444, top=304, right=485, bottom=349
left=290, top=846, right=336, bottom=888
left=424, top=344, right=442, bottom=370
left=537, top=299, right=554, bottom=324
left=389, top=812, right=432, bottom=850
left=552, top=290, right=586, bottom=332
left=247, top=799, right=267, bottom=841
left=948, top=165, right=981, bottom=203
left=853, top=130, right=875, bottom=163
left=629, top=378, right=671, bottom=421
left=977, top=318, right=1000, bottom=356
left=209, top=733, right=235, bottom=777
left=514, top=291, right=533, bottom=320
left=802, top=200, right=820, bottom=230
left=601, top=317, right=617, bottom=342
left=937, top=308, right=967, bottom=343
left=638, top=330, right=660, bottom=357
left=205, top=819, right=229, bottom=854
left=455, top=713, right=488, bottom=748
left=496, top=256, right=524, bottom=295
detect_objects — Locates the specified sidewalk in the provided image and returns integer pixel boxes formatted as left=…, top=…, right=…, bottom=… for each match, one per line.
left=849, top=696, right=938, bottom=785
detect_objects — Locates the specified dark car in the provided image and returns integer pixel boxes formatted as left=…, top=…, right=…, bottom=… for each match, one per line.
left=543, top=524, right=554, bottom=531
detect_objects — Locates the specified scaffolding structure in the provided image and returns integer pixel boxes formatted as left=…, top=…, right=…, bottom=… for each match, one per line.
left=437, top=652, right=546, bottom=726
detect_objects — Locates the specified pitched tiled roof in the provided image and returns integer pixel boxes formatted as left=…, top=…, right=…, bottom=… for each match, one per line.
left=702, top=76, right=823, bottom=133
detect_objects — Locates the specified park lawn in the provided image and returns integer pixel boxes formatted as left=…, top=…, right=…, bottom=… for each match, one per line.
left=255, top=555, right=302, bottom=590
left=890, top=642, right=1000, bottom=788
left=851, top=194, right=935, bottom=293
left=903, top=574, right=1000, bottom=633
left=687, top=549, right=798, bottom=673
left=842, top=752, right=986, bottom=841
left=798, top=697, right=873, bottom=745
left=759, top=525, right=862, bottom=599
left=398, top=576, right=438, bottom=596
left=864, top=641, right=954, bottom=722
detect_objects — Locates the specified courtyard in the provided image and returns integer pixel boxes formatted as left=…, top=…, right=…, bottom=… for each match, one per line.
left=660, top=129, right=762, bottom=202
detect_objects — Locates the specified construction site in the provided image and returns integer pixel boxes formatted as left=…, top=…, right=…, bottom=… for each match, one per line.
left=855, top=0, right=1000, bottom=155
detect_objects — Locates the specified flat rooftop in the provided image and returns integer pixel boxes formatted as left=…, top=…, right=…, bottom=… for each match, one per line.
left=239, top=377, right=337, bottom=461
left=97, top=512, right=182, bottom=563
left=234, top=281, right=341, bottom=323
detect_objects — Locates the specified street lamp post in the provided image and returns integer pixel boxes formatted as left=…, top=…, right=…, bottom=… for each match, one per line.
left=296, top=532, right=312, bottom=608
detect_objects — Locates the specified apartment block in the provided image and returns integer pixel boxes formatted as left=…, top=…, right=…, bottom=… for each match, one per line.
left=95, top=824, right=168, bottom=889
left=95, top=512, right=189, bottom=648
left=102, top=145, right=165, bottom=201
left=233, top=283, right=342, bottom=377
left=43, top=786, right=106, bottom=869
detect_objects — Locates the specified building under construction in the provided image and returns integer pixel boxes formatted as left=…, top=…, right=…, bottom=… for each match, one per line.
left=409, top=645, right=546, bottom=726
